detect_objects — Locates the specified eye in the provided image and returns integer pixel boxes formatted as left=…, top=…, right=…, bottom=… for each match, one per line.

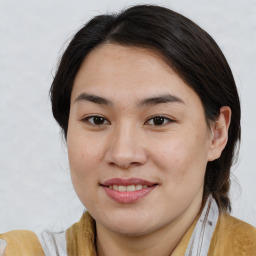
left=82, top=115, right=110, bottom=126
left=146, top=116, right=173, bottom=126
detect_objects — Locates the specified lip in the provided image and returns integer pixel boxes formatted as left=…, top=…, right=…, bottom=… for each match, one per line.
left=101, top=178, right=158, bottom=204
left=102, top=178, right=156, bottom=186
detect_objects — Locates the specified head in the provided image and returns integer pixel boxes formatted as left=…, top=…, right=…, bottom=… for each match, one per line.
left=50, top=4, right=240, bottom=221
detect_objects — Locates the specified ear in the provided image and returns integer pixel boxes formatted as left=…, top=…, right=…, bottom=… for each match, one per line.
left=208, top=106, right=231, bottom=161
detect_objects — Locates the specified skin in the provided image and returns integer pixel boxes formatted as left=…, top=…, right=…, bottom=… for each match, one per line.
left=67, top=44, right=231, bottom=256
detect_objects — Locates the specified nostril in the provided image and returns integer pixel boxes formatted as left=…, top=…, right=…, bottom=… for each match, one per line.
left=110, top=161, right=141, bottom=169
left=108, top=159, right=141, bottom=169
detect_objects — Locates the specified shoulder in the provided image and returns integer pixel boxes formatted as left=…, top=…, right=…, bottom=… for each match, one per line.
left=0, top=230, right=44, bottom=256
left=209, top=213, right=256, bottom=256
left=217, top=213, right=256, bottom=242
left=66, top=212, right=96, bottom=255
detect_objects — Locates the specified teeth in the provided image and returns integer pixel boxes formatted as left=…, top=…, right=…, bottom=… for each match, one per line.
left=127, top=185, right=135, bottom=192
left=135, top=184, right=142, bottom=190
left=109, top=184, right=148, bottom=191
left=119, top=186, right=126, bottom=192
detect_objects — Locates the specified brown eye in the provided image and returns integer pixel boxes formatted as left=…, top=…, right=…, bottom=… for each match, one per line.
left=92, top=116, right=105, bottom=125
left=83, top=116, right=110, bottom=126
left=146, top=116, right=173, bottom=126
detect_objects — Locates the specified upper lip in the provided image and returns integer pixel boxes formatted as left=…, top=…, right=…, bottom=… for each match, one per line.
left=101, top=178, right=157, bottom=186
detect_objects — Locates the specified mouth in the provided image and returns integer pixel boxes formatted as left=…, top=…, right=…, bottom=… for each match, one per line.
left=100, top=178, right=158, bottom=203
left=107, top=184, right=150, bottom=192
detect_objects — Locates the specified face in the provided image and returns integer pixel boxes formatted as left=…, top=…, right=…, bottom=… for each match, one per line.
left=67, top=44, right=215, bottom=236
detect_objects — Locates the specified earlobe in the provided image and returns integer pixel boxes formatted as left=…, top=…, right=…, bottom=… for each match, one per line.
left=208, top=106, right=231, bottom=161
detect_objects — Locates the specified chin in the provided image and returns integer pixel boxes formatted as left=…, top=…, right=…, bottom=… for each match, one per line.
left=97, top=210, right=166, bottom=237
left=108, top=221, right=155, bottom=237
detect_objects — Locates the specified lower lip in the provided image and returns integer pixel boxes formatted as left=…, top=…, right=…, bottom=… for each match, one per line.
left=102, top=186, right=157, bottom=203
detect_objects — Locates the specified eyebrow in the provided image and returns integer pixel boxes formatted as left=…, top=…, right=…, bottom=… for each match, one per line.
left=74, top=93, right=112, bottom=105
left=138, top=94, right=184, bottom=107
left=74, top=93, right=184, bottom=106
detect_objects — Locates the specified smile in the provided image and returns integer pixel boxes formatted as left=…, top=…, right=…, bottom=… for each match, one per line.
left=101, top=178, right=158, bottom=203
left=108, top=184, right=148, bottom=192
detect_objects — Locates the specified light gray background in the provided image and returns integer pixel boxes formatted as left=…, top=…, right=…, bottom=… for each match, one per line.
left=0, top=0, right=255, bottom=233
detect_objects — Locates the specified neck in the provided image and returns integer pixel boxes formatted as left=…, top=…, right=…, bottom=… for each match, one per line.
left=96, top=197, right=202, bottom=256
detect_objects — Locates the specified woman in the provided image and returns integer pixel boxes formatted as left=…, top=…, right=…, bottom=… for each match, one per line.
left=1, top=4, right=255, bottom=256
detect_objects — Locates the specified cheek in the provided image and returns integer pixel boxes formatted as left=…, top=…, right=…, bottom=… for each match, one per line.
left=67, top=130, right=105, bottom=182
left=67, top=133, right=105, bottom=208
left=152, top=130, right=209, bottom=185
left=151, top=135, right=208, bottom=216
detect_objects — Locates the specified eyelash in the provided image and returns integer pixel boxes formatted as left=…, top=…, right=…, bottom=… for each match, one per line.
left=146, top=116, right=174, bottom=126
left=81, top=115, right=174, bottom=127
left=82, top=116, right=110, bottom=126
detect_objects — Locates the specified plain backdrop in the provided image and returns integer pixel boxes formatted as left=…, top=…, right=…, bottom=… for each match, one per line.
left=0, top=0, right=255, bottom=233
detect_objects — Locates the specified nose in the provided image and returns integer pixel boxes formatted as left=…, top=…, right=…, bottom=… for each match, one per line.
left=105, top=125, right=147, bottom=169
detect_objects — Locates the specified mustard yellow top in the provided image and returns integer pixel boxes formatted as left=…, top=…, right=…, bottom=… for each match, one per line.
left=1, top=212, right=256, bottom=255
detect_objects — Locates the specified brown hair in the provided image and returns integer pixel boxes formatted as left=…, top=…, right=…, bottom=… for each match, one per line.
left=50, top=4, right=241, bottom=212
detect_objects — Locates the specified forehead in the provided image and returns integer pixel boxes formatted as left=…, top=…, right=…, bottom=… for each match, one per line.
left=71, top=43, right=201, bottom=107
